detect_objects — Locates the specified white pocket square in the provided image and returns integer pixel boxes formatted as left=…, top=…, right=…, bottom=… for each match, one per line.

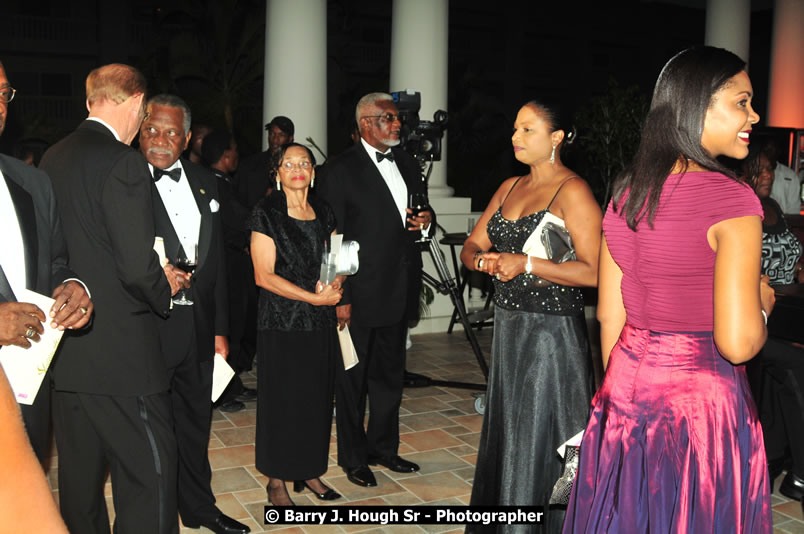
left=209, top=199, right=220, bottom=212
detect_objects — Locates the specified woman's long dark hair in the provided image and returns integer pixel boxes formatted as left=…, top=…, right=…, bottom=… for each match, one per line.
left=613, top=46, right=746, bottom=230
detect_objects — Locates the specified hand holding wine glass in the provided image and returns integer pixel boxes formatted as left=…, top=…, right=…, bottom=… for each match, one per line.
left=173, top=244, right=198, bottom=306
left=407, top=192, right=431, bottom=242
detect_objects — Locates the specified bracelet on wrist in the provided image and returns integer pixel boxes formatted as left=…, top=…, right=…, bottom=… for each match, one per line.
left=524, top=255, right=533, bottom=275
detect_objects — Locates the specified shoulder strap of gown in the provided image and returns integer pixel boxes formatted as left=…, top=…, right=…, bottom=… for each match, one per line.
left=546, top=176, right=579, bottom=211
left=500, top=175, right=525, bottom=209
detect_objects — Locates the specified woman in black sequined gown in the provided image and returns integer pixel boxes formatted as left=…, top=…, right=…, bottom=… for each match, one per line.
left=249, top=143, right=343, bottom=505
left=461, top=101, right=602, bottom=533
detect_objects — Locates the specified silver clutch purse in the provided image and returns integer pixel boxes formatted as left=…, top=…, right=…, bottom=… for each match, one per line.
left=336, top=240, right=360, bottom=276
left=549, top=444, right=580, bottom=505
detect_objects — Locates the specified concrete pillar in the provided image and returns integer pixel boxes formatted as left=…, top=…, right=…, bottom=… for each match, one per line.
left=389, top=0, right=453, bottom=198
left=263, top=0, right=327, bottom=155
left=767, top=0, right=804, bottom=128
left=704, top=0, right=750, bottom=63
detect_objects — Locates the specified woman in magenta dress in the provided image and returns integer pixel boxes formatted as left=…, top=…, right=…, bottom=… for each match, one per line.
left=563, top=46, right=776, bottom=533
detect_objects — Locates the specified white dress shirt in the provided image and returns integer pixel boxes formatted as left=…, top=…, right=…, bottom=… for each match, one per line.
left=149, top=161, right=201, bottom=260
left=361, top=137, right=408, bottom=227
left=770, top=162, right=802, bottom=215
left=0, top=171, right=27, bottom=298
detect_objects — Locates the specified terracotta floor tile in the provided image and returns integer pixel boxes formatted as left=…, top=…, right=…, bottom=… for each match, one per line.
left=405, top=449, right=472, bottom=475
left=209, top=444, right=255, bottom=470
left=776, top=500, right=804, bottom=521
left=214, top=492, right=251, bottom=520
left=401, top=397, right=452, bottom=414
left=326, top=472, right=406, bottom=502
left=222, top=408, right=258, bottom=427
left=399, top=412, right=457, bottom=432
left=210, top=467, right=262, bottom=494
left=450, top=414, right=483, bottom=433
left=400, top=429, right=463, bottom=452
left=397, top=472, right=472, bottom=503
left=235, top=487, right=270, bottom=505
left=214, top=426, right=257, bottom=446
left=455, top=432, right=481, bottom=448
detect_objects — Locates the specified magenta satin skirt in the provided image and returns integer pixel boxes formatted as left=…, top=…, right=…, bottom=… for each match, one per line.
left=563, top=325, right=771, bottom=534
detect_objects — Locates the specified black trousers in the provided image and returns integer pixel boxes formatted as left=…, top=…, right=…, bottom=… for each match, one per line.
left=755, top=337, right=804, bottom=477
left=19, top=372, right=52, bottom=465
left=168, top=348, right=217, bottom=525
left=335, top=319, right=407, bottom=467
left=52, top=390, right=177, bottom=534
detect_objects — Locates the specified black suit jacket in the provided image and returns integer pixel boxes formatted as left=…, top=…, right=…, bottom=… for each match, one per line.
left=40, top=120, right=173, bottom=396
left=151, top=158, right=228, bottom=368
left=0, top=154, right=76, bottom=304
left=317, top=144, right=435, bottom=327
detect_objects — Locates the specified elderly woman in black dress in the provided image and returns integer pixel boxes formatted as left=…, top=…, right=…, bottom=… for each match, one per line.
left=249, top=142, right=343, bottom=505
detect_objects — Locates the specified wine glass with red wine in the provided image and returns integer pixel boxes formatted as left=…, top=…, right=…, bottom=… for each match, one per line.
left=409, top=192, right=430, bottom=243
left=173, top=244, right=198, bottom=306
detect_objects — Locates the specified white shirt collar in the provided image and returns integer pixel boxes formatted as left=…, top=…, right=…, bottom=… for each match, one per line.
left=360, top=137, right=391, bottom=160
left=86, top=117, right=121, bottom=141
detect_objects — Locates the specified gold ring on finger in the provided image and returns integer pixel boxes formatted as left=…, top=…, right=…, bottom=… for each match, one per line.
left=80, top=306, right=88, bottom=315
left=25, top=326, right=36, bottom=339
left=495, top=273, right=501, bottom=280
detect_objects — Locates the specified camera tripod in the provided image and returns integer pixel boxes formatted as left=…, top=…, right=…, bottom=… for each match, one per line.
left=404, top=235, right=489, bottom=412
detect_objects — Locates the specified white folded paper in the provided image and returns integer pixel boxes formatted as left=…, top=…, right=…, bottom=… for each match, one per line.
left=556, top=429, right=585, bottom=458
left=338, top=326, right=359, bottom=370
left=0, top=289, right=65, bottom=405
left=211, top=353, right=235, bottom=402
left=522, top=211, right=566, bottom=259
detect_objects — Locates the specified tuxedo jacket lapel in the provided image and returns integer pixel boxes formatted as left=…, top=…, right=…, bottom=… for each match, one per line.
left=3, top=173, right=38, bottom=292
left=356, top=148, right=405, bottom=228
left=185, top=165, right=212, bottom=270
left=150, top=182, right=181, bottom=261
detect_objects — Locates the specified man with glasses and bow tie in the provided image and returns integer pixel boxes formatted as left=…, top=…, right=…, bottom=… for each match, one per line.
left=318, top=92, right=435, bottom=488
left=40, top=64, right=185, bottom=534
left=139, top=94, right=249, bottom=534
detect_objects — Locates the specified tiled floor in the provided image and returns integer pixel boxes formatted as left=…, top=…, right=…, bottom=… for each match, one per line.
left=45, top=329, right=804, bottom=533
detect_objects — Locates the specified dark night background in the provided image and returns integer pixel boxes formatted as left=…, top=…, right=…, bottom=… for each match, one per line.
left=0, top=0, right=776, bottom=208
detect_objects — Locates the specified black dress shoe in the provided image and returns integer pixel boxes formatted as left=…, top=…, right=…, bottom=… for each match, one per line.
left=216, top=399, right=245, bottom=413
left=185, top=513, right=250, bottom=534
left=344, top=465, right=377, bottom=487
left=293, top=479, right=341, bottom=500
left=780, top=472, right=804, bottom=501
left=237, top=387, right=257, bottom=401
left=368, top=455, right=420, bottom=473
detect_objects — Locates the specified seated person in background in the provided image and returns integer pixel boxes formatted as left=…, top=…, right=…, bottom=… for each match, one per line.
left=744, top=142, right=804, bottom=516
left=765, top=142, right=802, bottom=215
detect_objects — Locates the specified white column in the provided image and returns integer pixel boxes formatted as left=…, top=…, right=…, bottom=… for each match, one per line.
left=767, top=0, right=804, bottom=128
left=390, top=0, right=452, bottom=198
left=705, top=0, right=750, bottom=62
left=263, top=0, right=327, bottom=155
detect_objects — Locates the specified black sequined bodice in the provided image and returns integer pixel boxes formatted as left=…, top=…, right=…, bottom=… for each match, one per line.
left=487, top=208, right=584, bottom=315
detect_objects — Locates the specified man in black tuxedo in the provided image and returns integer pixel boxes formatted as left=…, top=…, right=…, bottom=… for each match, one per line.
left=40, top=64, right=184, bottom=534
left=140, top=94, right=249, bottom=534
left=235, top=115, right=294, bottom=209
left=203, top=131, right=254, bottom=413
left=0, top=60, right=93, bottom=464
left=317, top=92, right=435, bottom=487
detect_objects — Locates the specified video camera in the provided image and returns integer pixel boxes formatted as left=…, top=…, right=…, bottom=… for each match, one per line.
left=391, top=90, right=448, bottom=171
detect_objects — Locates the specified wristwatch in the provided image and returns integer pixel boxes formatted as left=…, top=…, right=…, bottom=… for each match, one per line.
left=524, top=256, right=533, bottom=275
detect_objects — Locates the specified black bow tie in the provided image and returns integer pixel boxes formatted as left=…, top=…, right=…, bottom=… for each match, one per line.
left=376, top=151, right=395, bottom=163
left=153, top=167, right=181, bottom=182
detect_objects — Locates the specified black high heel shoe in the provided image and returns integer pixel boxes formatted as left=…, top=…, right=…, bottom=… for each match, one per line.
left=267, top=482, right=296, bottom=506
left=293, top=479, right=341, bottom=501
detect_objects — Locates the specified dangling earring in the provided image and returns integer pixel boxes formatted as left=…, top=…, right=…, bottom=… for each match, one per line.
left=276, top=180, right=281, bottom=191
left=550, top=145, right=556, bottom=165
left=311, top=177, right=315, bottom=188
